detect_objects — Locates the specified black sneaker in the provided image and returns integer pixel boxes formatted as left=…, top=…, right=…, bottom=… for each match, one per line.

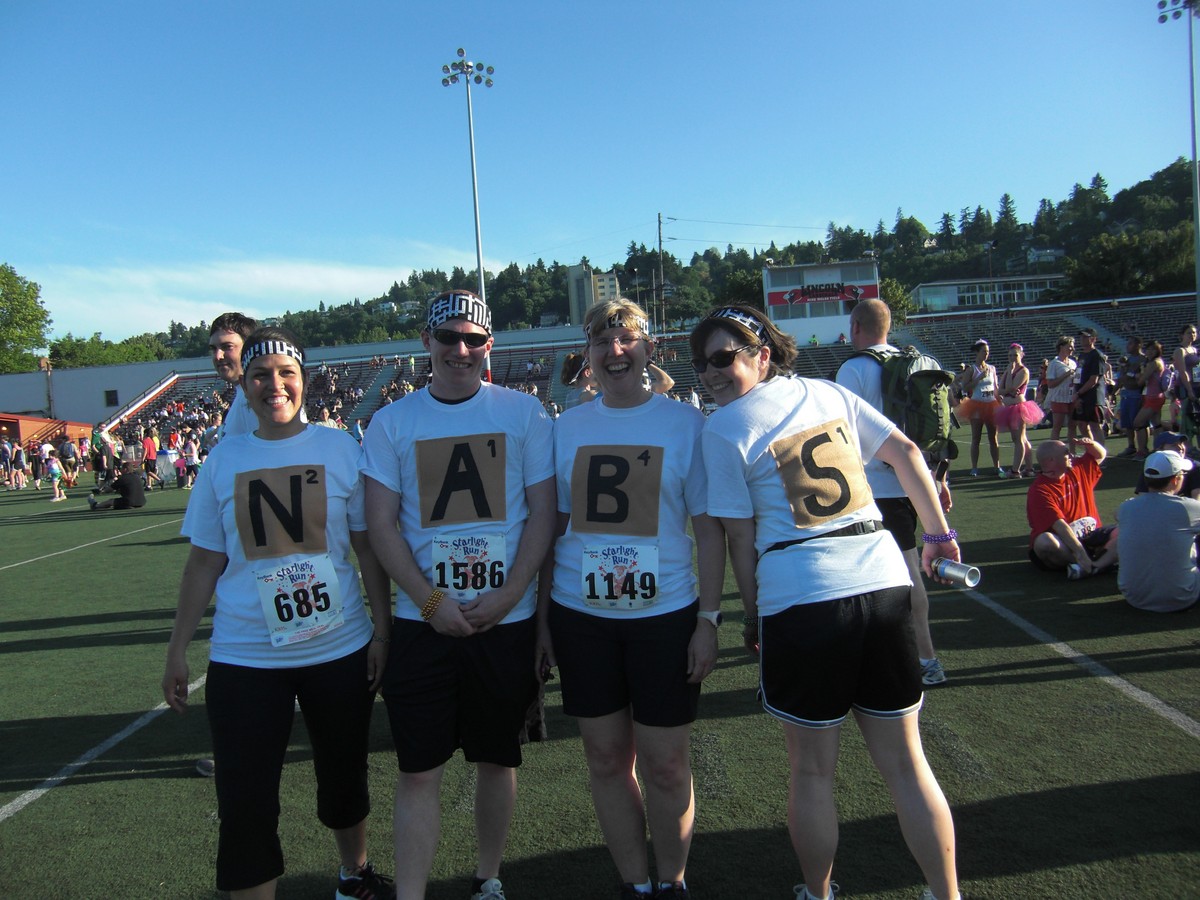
left=620, top=886, right=649, bottom=900
left=655, top=883, right=690, bottom=899
left=337, top=862, right=395, bottom=900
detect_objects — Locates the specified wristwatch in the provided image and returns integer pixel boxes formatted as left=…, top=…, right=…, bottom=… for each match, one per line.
left=697, top=610, right=723, bottom=628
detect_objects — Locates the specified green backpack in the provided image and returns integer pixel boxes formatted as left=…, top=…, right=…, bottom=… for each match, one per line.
left=850, top=347, right=959, bottom=463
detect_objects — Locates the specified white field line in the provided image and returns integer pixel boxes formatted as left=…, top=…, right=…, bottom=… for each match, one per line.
left=0, top=517, right=183, bottom=571
left=0, top=675, right=207, bottom=823
left=963, top=587, right=1200, bottom=739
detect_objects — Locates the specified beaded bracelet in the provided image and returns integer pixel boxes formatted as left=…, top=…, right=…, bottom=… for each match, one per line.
left=371, top=634, right=391, bottom=644
left=420, top=589, right=446, bottom=621
left=921, top=528, right=958, bottom=544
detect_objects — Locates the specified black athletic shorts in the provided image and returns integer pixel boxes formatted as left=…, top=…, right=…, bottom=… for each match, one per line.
left=549, top=599, right=700, bottom=727
left=759, top=586, right=922, bottom=728
left=382, top=617, right=538, bottom=772
left=876, top=497, right=918, bottom=553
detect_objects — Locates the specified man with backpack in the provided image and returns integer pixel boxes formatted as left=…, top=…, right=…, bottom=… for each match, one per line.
left=837, top=298, right=955, bottom=686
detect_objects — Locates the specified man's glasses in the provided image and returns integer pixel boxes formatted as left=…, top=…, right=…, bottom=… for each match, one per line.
left=432, top=329, right=490, bottom=349
left=691, top=345, right=757, bottom=373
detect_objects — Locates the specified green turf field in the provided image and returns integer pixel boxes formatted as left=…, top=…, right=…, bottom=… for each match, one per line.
left=1, top=436, right=1198, bottom=899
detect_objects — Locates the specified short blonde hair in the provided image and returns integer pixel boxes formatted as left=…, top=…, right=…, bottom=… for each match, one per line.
left=583, top=298, right=651, bottom=341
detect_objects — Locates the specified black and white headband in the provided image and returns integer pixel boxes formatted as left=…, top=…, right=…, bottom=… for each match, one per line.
left=427, top=290, right=492, bottom=334
left=584, top=312, right=649, bottom=339
left=707, top=307, right=768, bottom=341
left=241, top=339, right=306, bottom=369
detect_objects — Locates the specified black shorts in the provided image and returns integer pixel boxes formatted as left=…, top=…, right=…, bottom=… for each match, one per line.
left=549, top=600, right=701, bottom=727
left=876, top=497, right=918, bottom=553
left=1071, top=395, right=1102, bottom=423
left=382, top=617, right=538, bottom=772
left=1027, top=524, right=1117, bottom=570
left=759, top=586, right=922, bottom=728
left=205, top=642, right=376, bottom=892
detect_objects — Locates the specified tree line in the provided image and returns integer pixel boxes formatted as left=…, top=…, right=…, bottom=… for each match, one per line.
left=1, top=157, right=1194, bottom=373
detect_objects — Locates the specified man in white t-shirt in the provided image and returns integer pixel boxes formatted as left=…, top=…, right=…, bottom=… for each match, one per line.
left=1117, top=450, right=1200, bottom=612
left=363, top=290, right=556, bottom=900
left=209, top=312, right=260, bottom=440
left=837, top=299, right=952, bottom=686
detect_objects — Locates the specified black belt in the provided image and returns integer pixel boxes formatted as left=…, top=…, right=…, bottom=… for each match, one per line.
left=761, top=520, right=884, bottom=557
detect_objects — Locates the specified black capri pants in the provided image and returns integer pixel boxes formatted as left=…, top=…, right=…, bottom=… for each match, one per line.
left=205, top=641, right=375, bottom=891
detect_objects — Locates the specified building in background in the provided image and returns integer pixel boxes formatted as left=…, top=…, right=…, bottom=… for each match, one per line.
left=762, top=258, right=880, bottom=343
left=566, top=264, right=621, bottom=326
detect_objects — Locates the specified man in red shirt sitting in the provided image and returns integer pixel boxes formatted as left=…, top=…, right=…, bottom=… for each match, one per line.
left=1026, top=437, right=1119, bottom=579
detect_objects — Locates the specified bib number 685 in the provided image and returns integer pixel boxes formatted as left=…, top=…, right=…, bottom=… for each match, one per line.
left=273, top=581, right=331, bottom=622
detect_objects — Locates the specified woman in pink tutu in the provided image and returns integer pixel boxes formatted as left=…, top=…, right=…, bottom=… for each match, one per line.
left=957, top=339, right=1002, bottom=476
left=995, top=342, right=1045, bottom=477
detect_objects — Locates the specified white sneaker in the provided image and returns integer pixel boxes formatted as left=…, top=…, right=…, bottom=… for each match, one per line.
left=921, top=658, right=948, bottom=685
left=794, top=884, right=838, bottom=900
left=472, top=877, right=506, bottom=900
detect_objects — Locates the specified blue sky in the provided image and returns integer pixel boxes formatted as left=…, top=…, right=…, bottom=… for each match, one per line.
left=2, top=1, right=1194, bottom=343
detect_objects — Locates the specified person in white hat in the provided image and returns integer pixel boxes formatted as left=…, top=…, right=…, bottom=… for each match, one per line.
left=1116, top=450, right=1200, bottom=612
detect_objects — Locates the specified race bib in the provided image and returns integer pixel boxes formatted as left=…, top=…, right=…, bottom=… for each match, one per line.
left=581, top=543, right=659, bottom=611
left=255, top=553, right=345, bottom=647
left=980, top=389, right=994, bottom=400
left=431, top=533, right=506, bottom=602
left=1069, top=517, right=1098, bottom=539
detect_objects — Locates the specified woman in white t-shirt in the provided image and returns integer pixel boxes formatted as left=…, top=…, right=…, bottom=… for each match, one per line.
left=689, top=305, right=962, bottom=900
left=162, top=326, right=395, bottom=900
left=537, top=299, right=724, bottom=899
left=1043, top=335, right=1078, bottom=440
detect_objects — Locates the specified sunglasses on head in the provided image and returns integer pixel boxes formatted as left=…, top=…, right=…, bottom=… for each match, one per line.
left=432, top=328, right=490, bottom=349
left=691, top=344, right=758, bottom=373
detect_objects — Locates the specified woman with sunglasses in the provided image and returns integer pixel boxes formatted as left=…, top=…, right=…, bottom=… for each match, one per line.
left=162, top=326, right=395, bottom=900
left=537, top=298, right=724, bottom=900
left=689, top=305, right=961, bottom=900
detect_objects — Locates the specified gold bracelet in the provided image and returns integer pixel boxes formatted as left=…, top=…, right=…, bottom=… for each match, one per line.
left=420, top=589, right=446, bottom=621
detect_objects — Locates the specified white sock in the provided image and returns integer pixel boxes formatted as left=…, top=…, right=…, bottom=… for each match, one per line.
left=631, top=880, right=653, bottom=894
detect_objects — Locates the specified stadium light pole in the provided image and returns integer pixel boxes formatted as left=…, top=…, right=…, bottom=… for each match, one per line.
left=1157, top=0, right=1200, bottom=323
left=441, top=48, right=494, bottom=304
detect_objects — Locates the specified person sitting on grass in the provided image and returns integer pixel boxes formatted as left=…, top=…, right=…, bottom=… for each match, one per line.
left=1135, top=431, right=1200, bottom=497
left=88, top=460, right=147, bottom=511
left=1026, top=438, right=1118, bottom=579
left=1117, top=450, right=1200, bottom=613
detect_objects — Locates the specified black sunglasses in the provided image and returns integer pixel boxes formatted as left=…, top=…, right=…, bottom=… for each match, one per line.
left=691, top=344, right=757, bottom=373
left=432, top=328, right=490, bottom=349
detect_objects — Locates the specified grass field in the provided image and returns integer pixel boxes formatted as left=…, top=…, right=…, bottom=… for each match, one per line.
left=1, top=433, right=1198, bottom=899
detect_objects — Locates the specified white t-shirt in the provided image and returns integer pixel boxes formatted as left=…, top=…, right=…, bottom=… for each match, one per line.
left=221, top=386, right=259, bottom=439
left=835, top=343, right=904, bottom=498
left=181, top=426, right=373, bottom=668
left=702, top=376, right=909, bottom=616
left=361, top=383, right=555, bottom=623
left=970, top=364, right=997, bottom=401
left=1046, top=357, right=1077, bottom=405
left=551, top=393, right=707, bottom=619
